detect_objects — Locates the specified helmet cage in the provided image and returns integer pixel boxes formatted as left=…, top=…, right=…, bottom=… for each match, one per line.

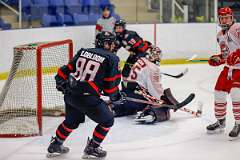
left=218, top=7, right=234, bottom=30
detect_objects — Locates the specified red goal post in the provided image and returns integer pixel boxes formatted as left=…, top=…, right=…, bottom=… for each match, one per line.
left=0, top=39, right=73, bottom=137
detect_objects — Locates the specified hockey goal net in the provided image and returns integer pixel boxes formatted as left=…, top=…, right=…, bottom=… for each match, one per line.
left=0, top=39, right=73, bottom=137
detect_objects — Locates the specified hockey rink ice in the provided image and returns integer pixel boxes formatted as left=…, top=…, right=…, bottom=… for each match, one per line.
left=0, top=63, right=240, bottom=160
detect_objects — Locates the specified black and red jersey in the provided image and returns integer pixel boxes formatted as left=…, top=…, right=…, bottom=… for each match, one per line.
left=116, top=30, right=152, bottom=56
left=56, top=48, right=121, bottom=97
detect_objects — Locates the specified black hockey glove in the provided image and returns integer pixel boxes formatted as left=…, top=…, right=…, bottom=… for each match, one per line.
left=110, top=92, right=127, bottom=105
left=55, top=75, right=70, bottom=94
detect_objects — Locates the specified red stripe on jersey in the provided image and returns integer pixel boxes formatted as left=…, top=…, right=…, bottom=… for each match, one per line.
left=104, top=86, right=119, bottom=94
left=103, top=74, right=121, bottom=82
left=96, top=24, right=103, bottom=31
left=100, top=126, right=110, bottom=132
left=57, top=69, right=67, bottom=80
left=87, top=81, right=100, bottom=95
left=56, top=130, right=67, bottom=139
left=132, top=39, right=143, bottom=48
left=138, top=41, right=149, bottom=52
left=93, top=130, right=105, bottom=139
left=62, top=123, right=72, bottom=133
left=67, top=64, right=73, bottom=71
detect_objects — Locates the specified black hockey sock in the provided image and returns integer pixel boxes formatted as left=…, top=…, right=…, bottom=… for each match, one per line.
left=56, top=122, right=73, bottom=142
left=92, top=124, right=110, bottom=147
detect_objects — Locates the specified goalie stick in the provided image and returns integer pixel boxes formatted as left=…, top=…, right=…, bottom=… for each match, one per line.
left=136, top=87, right=202, bottom=117
left=125, top=94, right=195, bottom=110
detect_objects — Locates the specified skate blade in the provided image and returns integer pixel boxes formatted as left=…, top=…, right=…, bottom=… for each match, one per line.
left=46, top=150, right=69, bottom=158
left=82, top=154, right=105, bottom=160
left=207, top=128, right=225, bottom=134
left=46, top=152, right=62, bottom=158
left=229, top=136, right=240, bottom=141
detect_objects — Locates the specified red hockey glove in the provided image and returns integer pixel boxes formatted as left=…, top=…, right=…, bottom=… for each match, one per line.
left=208, top=54, right=225, bottom=66
left=227, top=49, right=240, bottom=66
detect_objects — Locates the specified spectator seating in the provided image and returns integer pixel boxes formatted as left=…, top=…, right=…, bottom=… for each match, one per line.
left=31, top=0, right=49, bottom=20
left=0, top=18, right=12, bottom=30
left=2, top=0, right=121, bottom=27
left=73, top=13, right=89, bottom=25
left=64, top=0, right=82, bottom=14
left=41, top=14, right=63, bottom=27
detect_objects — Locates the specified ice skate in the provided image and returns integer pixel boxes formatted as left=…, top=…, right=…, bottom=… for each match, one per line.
left=82, top=138, right=107, bottom=159
left=46, top=137, right=69, bottom=158
left=229, top=123, right=240, bottom=141
left=206, top=119, right=226, bottom=134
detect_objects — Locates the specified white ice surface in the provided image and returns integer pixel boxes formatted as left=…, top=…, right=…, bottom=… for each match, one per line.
left=0, top=64, right=240, bottom=160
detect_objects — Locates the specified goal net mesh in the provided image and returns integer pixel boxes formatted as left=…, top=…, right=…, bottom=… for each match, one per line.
left=0, top=40, right=73, bottom=137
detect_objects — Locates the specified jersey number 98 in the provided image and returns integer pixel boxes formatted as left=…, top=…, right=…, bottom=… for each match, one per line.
left=74, top=57, right=100, bottom=81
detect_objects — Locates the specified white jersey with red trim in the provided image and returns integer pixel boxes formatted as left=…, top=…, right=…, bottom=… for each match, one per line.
left=95, top=16, right=116, bottom=35
left=217, top=23, right=240, bottom=59
left=126, top=57, right=164, bottom=100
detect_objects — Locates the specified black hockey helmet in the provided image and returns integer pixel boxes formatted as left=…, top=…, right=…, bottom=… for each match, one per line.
left=114, top=19, right=126, bottom=30
left=95, top=31, right=116, bottom=51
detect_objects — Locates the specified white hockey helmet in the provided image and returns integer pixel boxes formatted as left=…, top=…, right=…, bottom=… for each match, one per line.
left=146, top=46, right=162, bottom=65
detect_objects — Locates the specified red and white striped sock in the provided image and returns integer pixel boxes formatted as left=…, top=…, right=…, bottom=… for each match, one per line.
left=214, top=102, right=227, bottom=120
left=232, top=101, right=240, bottom=124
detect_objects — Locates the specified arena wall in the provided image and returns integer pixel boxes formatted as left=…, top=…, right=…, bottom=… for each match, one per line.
left=0, top=23, right=220, bottom=75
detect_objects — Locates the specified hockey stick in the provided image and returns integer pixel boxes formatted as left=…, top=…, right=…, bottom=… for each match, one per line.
left=186, top=54, right=208, bottom=63
left=180, top=105, right=202, bottom=117
left=126, top=94, right=195, bottom=111
left=162, top=68, right=188, bottom=79
left=189, top=59, right=208, bottom=62
left=124, top=62, right=188, bottom=79
left=137, top=87, right=201, bottom=117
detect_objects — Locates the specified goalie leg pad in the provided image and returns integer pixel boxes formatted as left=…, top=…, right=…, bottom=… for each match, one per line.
left=152, top=107, right=171, bottom=122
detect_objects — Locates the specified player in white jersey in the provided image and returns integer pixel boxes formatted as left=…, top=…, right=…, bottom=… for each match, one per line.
left=112, top=47, right=184, bottom=123
left=206, top=7, right=240, bottom=140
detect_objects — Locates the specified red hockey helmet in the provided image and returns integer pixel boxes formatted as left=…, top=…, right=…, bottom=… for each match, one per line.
left=218, top=7, right=234, bottom=30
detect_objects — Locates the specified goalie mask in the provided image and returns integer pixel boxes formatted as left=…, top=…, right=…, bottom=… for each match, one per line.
left=218, top=7, right=234, bottom=30
left=146, top=46, right=162, bottom=65
left=95, top=31, right=116, bottom=52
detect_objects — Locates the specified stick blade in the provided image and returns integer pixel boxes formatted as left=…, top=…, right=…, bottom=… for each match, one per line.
left=176, top=93, right=195, bottom=108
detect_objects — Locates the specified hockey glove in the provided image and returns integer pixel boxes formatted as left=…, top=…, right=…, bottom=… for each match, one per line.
left=208, top=54, right=225, bottom=66
left=227, top=49, right=240, bottom=66
left=55, top=75, right=70, bottom=94
left=135, top=107, right=157, bottom=124
left=110, top=92, right=127, bottom=105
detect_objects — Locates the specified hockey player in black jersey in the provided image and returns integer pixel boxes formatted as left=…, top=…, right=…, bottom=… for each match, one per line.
left=46, top=31, right=125, bottom=159
left=114, top=19, right=161, bottom=78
